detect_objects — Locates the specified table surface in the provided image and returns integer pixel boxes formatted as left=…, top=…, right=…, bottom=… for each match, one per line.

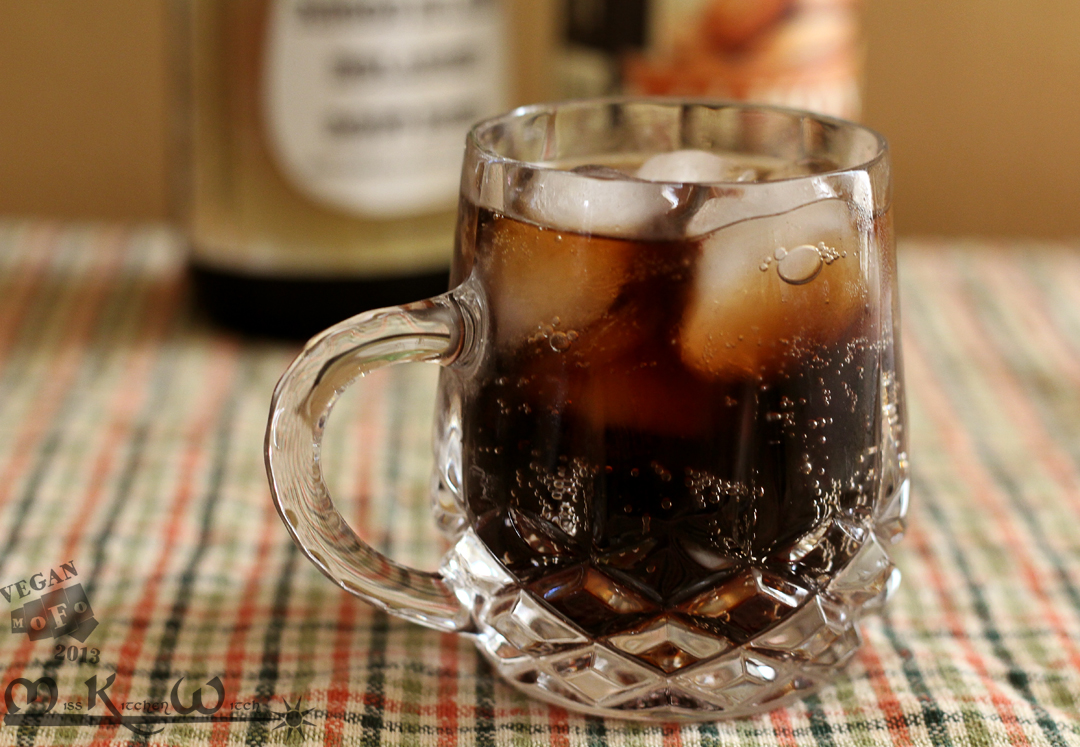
left=1, top=222, right=1080, bottom=746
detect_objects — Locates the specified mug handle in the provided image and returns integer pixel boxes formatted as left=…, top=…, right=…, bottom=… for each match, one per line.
left=265, top=288, right=478, bottom=632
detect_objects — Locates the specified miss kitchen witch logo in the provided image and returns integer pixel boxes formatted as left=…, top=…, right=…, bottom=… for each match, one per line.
left=1, top=562, right=315, bottom=737
left=3, top=675, right=314, bottom=737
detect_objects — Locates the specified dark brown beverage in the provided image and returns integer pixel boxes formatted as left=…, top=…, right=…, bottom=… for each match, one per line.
left=450, top=198, right=894, bottom=650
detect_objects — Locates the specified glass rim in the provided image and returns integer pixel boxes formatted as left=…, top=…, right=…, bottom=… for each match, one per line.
left=466, top=96, right=889, bottom=186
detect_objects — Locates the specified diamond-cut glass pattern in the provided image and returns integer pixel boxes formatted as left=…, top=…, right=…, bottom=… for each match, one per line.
left=441, top=529, right=515, bottom=602
left=875, top=479, right=911, bottom=544
left=592, top=682, right=732, bottom=715
left=607, top=686, right=726, bottom=715
left=679, top=568, right=809, bottom=639
left=808, top=622, right=863, bottom=668
left=555, top=664, right=624, bottom=702
left=475, top=628, right=528, bottom=663
left=445, top=496, right=898, bottom=718
left=677, top=651, right=788, bottom=707
left=606, top=614, right=731, bottom=672
left=546, top=646, right=658, bottom=702
left=535, top=672, right=591, bottom=705
left=526, top=565, right=658, bottom=636
left=751, top=597, right=851, bottom=660
left=773, top=519, right=868, bottom=585
left=827, top=534, right=898, bottom=611
left=490, top=591, right=589, bottom=654
left=751, top=674, right=820, bottom=707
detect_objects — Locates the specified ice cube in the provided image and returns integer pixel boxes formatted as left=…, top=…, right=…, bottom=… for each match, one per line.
left=678, top=198, right=868, bottom=380
left=518, top=288, right=713, bottom=437
left=636, top=149, right=742, bottom=184
left=684, top=178, right=831, bottom=237
left=523, top=241, right=713, bottom=437
left=482, top=214, right=634, bottom=345
left=573, top=356, right=714, bottom=437
left=514, top=307, right=712, bottom=437
left=516, top=167, right=675, bottom=238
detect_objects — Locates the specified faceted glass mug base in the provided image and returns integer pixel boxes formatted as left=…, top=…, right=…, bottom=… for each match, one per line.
left=439, top=480, right=908, bottom=720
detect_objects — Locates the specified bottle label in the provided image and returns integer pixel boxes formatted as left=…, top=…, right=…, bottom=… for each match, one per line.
left=264, top=0, right=506, bottom=218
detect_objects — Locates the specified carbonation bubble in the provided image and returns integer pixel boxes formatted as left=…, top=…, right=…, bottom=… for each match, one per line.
left=549, top=332, right=571, bottom=351
left=777, top=244, right=824, bottom=285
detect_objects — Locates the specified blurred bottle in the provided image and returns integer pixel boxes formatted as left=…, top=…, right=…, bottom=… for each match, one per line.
left=558, top=0, right=864, bottom=120
left=180, top=0, right=508, bottom=337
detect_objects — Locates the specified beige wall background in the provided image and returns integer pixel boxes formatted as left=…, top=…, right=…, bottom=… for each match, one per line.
left=1, top=0, right=1078, bottom=237
left=0, top=1, right=171, bottom=220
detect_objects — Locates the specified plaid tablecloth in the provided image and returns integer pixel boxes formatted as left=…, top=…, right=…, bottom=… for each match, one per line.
left=2, top=222, right=1080, bottom=746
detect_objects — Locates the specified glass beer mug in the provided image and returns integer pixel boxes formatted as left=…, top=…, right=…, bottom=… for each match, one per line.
left=266, top=99, right=908, bottom=719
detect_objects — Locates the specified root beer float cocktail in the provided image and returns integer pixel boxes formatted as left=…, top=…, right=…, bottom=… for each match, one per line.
left=267, top=99, right=908, bottom=719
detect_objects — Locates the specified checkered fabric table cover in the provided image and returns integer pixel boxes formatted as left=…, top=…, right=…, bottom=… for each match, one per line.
left=2, top=222, right=1080, bottom=746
